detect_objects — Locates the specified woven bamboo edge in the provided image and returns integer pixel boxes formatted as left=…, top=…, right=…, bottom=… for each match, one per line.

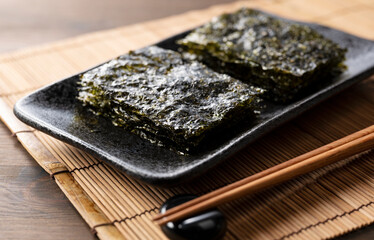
left=0, top=97, right=125, bottom=240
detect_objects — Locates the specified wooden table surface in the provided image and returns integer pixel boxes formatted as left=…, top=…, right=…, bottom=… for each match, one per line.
left=0, top=0, right=372, bottom=239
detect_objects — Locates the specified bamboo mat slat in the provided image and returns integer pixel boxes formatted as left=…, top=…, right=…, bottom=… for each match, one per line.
left=1, top=0, right=374, bottom=239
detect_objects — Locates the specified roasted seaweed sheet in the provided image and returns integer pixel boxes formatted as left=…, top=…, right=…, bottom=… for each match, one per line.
left=178, top=8, right=347, bottom=102
left=78, top=46, right=263, bottom=152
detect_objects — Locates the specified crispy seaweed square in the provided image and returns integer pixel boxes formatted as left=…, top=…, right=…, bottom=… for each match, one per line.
left=178, top=8, right=347, bottom=102
left=78, top=46, right=264, bottom=152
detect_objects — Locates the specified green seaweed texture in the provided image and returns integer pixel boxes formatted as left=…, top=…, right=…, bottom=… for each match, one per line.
left=178, top=8, right=346, bottom=102
left=78, top=46, right=263, bottom=152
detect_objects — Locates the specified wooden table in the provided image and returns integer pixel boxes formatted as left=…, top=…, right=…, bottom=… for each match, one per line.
left=0, top=0, right=372, bottom=239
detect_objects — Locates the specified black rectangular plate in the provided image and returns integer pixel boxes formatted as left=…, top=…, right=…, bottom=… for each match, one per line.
left=13, top=11, right=374, bottom=186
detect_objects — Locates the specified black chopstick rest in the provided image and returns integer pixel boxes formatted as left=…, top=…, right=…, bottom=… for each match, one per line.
left=160, top=194, right=227, bottom=240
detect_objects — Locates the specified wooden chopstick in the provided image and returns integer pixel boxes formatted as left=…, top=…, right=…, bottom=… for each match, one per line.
left=154, top=125, right=374, bottom=222
left=154, top=125, right=374, bottom=226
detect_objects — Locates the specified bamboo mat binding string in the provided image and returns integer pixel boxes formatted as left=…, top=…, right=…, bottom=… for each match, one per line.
left=1, top=0, right=374, bottom=239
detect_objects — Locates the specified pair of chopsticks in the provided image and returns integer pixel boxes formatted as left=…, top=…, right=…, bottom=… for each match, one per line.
left=153, top=125, right=374, bottom=226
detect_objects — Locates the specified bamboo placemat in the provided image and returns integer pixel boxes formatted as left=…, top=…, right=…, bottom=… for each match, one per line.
left=1, top=0, right=374, bottom=239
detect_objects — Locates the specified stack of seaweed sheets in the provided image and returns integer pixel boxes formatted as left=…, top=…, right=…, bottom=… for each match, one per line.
left=78, top=8, right=346, bottom=152
left=78, top=46, right=263, bottom=152
left=178, top=8, right=347, bottom=101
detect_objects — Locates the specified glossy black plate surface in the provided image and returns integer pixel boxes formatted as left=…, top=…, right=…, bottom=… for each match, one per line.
left=14, top=11, right=374, bottom=186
